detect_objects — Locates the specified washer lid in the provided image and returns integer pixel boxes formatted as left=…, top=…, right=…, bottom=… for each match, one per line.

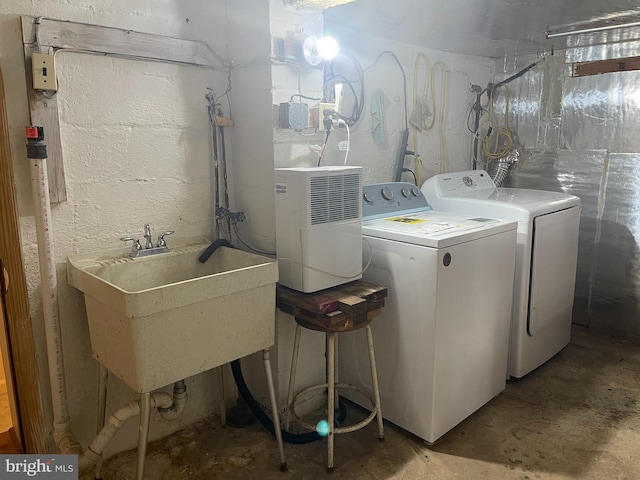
left=421, top=170, right=581, bottom=220
left=426, top=190, right=580, bottom=220
left=363, top=210, right=517, bottom=248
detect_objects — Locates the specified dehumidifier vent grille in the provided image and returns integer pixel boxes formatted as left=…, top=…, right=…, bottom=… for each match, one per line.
left=309, top=173, right=361, bottom=225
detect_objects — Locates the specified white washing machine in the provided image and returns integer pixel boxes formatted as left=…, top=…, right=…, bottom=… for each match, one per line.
left=421, top=170, right=581, bottom=379
left=339, top=182, right=517, bottom=444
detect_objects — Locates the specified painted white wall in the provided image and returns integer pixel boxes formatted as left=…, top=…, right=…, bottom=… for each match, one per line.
left=0, top=0, right=230, bottom=458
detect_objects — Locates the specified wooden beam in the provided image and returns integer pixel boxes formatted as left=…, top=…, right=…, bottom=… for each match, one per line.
left=0, top=63, right=47, bottom=454
left=572, top=55, right=640, bottom=77
left=21, top=16, right=225, bottom=68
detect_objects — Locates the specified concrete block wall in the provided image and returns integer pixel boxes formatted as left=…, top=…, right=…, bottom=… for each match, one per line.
left=0, top=0, right=230, bottom=457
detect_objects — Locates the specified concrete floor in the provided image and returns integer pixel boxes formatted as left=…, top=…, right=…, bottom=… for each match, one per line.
left=86, top=326, right=640, bottom=479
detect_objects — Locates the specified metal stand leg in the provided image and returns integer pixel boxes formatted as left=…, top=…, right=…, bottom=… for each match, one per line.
left=135, top=392, right=151, bottom=480
left=217, top=366, right=226, bottom=427
left=365, top=325, right=384, bottom=440
left=333, top=334, right=340, bottom=428
left=327, top=332, right=335, bottom=472
left=284, top=324, right=302, bottom=431
left=95, top=365, right=108, bottom=479
left=263, top=349, right=287, bottom=471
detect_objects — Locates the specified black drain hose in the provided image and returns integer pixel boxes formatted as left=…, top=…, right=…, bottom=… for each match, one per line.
left=230, top=360, right=321, bottom=444
left=198, top=238, right=234, bottom=263
left=199, top=239, right=346, bottom=444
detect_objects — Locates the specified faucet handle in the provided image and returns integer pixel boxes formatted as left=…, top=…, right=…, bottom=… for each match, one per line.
left=120, top=236, right=142, bottom=255
left=157, top=231, right=175, bottom=247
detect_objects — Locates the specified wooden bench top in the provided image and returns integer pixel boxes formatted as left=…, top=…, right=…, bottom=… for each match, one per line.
left=276, top=281, right=387, bottom=333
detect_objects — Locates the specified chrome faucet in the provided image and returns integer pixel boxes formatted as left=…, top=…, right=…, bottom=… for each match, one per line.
left=120, top=224, right=174, bottom=258
left=144, top=224, right=153, bottom=249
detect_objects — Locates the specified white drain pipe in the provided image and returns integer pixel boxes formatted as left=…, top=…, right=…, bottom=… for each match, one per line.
left=27, top=130, right=82, bottom=454
left=79, top=392, right=175, bottom=471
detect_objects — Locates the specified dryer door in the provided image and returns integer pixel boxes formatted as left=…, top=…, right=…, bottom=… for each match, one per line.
left=528, top=206, right=580, bottom=336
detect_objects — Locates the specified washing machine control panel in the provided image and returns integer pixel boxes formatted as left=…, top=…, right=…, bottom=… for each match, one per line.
left=362, top=182, right=428, bottom=218
left=421, top=170, right=497, bottom=200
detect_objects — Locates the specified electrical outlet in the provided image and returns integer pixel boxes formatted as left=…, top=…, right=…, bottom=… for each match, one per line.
left=338, top=141, right=350, bottom=151
left=319, top=102, right=335, bottom=118
left=32, top=53, right=57, bottom=91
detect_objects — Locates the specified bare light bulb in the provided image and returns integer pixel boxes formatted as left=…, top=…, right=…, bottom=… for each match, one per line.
left=301, top=36, right=340, bottom=66
left=316, top=37, right=339, bottom=61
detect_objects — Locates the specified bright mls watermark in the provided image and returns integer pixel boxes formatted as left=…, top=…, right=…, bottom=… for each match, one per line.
left=1, top=455, right=77, bottom=479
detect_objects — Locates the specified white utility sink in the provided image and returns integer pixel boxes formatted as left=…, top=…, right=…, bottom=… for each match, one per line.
left=67, top=243, right=278, bottom=393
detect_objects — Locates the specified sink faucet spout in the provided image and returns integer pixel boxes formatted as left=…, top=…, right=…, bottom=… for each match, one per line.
left=144, top=224, right=153, bottom=249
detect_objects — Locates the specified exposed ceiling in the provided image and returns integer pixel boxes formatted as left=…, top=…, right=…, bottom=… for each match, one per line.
left=322, top=0, right=640, bottom=58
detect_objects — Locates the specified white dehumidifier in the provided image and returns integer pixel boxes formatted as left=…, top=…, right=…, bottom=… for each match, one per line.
left=275, top=166, right=362, bottom=293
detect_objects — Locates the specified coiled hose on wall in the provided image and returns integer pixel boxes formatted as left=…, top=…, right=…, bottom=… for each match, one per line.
left=199, top=239, right=346, bottom=444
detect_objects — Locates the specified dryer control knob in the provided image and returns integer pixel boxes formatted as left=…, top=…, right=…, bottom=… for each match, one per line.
left=363, top=192, right=373, bottom=203
left=411, top=187, right=420, bottom=197
left=381, top=187, right=394, bottom=201
left=401, top=187, right=410, bottom=198
left=463, top=176, right=474, bottom=187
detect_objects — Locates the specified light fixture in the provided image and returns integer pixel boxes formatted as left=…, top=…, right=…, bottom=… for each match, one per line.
left=546, top=17, right=640, bottom=39
left=301, top=36, right=339, bottom=66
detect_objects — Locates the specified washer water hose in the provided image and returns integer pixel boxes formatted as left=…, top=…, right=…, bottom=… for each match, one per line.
left=199, top=239, right=346, bottom=443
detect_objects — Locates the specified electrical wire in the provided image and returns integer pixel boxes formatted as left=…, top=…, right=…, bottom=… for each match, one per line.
left=295, top=128, right=319, bottom=137
left=493, top=60, right=541, bottom=90
left=232, top=224, right=276, bottom=256
left=402, top=167, right=418, bottom=186
left=215, top=65, right=233, bottom=106
left=323, top=52, right=365, bottom=127
left=317, top=129, right=331, bottom=167
left=290, top=94, right=321, bottom=102
left=365, top=51, right=408, bottom=130
left=432, top=62, right=448, bottom=173
left=278, top=237, right=374, bottom=279
left=342, top=121, right=350, bottom=165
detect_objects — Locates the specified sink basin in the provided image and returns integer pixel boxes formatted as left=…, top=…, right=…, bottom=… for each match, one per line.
left=67, top=243, right=278, bottom=393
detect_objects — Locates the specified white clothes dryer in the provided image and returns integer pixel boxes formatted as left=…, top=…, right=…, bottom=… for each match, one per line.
left=421, top=170, right=581, bottom=379
left=339, top=182, right=517, bottom=444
